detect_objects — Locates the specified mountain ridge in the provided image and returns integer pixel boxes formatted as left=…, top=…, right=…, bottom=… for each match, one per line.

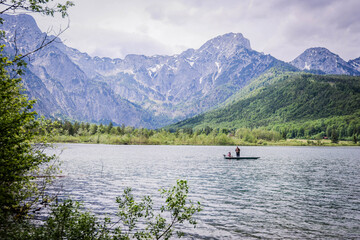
left=290, top=47, right=360, bottom=75
left=168, top=73, right=360, bottom=131
left=1, top=14, right=360, bottom=128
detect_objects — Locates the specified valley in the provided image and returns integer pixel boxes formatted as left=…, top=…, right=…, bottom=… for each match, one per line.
left=1, top=14, right=360, bottom=132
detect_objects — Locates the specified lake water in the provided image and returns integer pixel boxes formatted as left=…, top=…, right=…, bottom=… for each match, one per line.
left=48, top=144, right=360, bottom=239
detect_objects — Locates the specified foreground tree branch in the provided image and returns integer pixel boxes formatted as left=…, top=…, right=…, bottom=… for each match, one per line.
left=0, top=0, right=74, bottom=17
left=0, top=0, right=74, bottom=231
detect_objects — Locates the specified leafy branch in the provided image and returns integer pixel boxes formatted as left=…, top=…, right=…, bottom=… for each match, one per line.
left=115, top=180, right=202, bottom=239
left=0, top=0, right=74, bottom=17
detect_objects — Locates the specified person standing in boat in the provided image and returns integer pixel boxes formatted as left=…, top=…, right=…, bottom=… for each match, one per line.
left=235, top=146, right=240, bottom=157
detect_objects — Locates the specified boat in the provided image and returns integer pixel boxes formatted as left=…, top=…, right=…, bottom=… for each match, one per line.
left=223, top=155, right=260, bottom=160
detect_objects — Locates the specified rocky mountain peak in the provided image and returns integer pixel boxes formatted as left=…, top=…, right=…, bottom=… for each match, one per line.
left=198, top=33, right=251, bottom=53
left=2, top=14, right=39, bottom=31
left=1, top=14, right=44, bottom=53
left=291, top=47, right=339, bottom=65
left=290, top=47, right=359, bottom=75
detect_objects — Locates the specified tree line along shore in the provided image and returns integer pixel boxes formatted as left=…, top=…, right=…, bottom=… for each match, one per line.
left=36, top=119, right=360, bottom=146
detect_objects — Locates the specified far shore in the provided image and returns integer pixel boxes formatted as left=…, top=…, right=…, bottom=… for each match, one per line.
left=39, top=135, right=360, bottom=147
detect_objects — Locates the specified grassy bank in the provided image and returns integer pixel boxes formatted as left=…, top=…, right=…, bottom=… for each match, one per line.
left=35, top=119, right=359, bottom=147
left=42, top=133, right=359, bottom=147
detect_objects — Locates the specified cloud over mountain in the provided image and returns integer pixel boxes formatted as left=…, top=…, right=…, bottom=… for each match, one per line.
left=32, top=0, right=360, bottom=62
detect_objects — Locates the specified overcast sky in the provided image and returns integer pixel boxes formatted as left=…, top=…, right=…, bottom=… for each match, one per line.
left=32, top=0, right=360, bottom=62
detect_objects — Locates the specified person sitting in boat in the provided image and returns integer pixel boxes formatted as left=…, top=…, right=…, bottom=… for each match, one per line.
left=235, top=146, right=240, bottom=157
left=227, top=152, right=232, bottom=157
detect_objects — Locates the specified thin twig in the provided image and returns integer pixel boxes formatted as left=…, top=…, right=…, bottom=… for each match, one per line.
left=0, top=2, right=21, bottom=14
left=16, top=23, right=70, bottom=62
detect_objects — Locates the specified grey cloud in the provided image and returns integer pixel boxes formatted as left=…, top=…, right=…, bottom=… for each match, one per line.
left=258, top=0, right=360, bottom=60
left=35, top=0, right=360, bottom=62
left=145, top=2, right=197, bottom=26
left=271, top=0, right=339, bottom=11
left=92, top=34, right=172, bottom=58
left=63, top=26, right=172, bottom=59
left=145, top=5, right=165, bottom=21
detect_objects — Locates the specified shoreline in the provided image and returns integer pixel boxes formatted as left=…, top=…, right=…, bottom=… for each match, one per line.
left=40, top=135, right=360, bottom=147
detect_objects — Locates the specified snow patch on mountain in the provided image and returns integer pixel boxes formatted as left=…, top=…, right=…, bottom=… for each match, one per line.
left=215, top=62, right=222, bottom=73
left=290, top=47, right=360, bottom=75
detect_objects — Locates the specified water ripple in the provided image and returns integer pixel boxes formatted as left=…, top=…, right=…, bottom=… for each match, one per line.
left=47, top=144, right=360, bottom=239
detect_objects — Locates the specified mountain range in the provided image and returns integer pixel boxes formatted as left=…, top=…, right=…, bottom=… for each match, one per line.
left=1, top=14, right=360, bottom=128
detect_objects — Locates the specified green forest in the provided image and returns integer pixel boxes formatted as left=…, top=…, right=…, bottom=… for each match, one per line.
left=169, top=73, right=360, bottom=142
left=38, top=117, right=359, bottom=146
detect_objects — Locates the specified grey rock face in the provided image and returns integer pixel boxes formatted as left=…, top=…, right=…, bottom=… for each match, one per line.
left=290, top=47, right=360, bottom=75
left=349, top=57, right=360, bottom=72
left=2, top=14, right=155, bottom=128
left=62, top=32, right=282, bottom=119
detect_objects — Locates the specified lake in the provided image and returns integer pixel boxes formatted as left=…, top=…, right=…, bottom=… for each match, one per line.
left=47, top=144, right=360, bottom=239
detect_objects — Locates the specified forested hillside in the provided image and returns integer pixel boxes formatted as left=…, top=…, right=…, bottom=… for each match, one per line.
left=170, top=73, right=360, bottom=139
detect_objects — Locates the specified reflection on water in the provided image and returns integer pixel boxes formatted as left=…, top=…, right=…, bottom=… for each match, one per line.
left=47, top=144, right=360, bottom=239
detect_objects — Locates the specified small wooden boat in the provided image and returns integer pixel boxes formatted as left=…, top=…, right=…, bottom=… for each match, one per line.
left=223, top=155, right=260, bottom=160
